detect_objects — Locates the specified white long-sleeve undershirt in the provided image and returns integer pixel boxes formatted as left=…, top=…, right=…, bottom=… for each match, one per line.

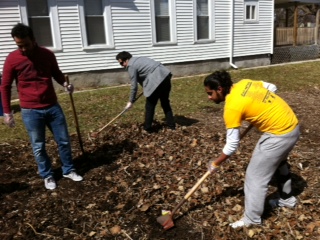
left=222, top=81, right=277, bottom=156
left=263, top=81, right=277, bottom=93
left=222, top=128, right=240, bottom=156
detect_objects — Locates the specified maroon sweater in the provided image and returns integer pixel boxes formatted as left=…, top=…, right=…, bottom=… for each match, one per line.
left=1, top=46, right=65, bottom=113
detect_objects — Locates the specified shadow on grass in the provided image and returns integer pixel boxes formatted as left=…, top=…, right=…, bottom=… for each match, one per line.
left=53, top=138, right=139, bottom=180
left=173, top=115, right=199, bottom=126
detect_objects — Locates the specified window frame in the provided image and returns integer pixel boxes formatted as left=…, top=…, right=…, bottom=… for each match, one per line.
left=19, top=0, right=62, bottom=51
left=150, top=0, right=177, bottom=46
left=78, top=0, right=114, bottom=50
left=244, top=0, right=259, bottom=24
left=193, top=0, right=215, bottom=43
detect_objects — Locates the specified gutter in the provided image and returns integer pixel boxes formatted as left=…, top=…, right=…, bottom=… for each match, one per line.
left=230, top=0, right=238, bottom=69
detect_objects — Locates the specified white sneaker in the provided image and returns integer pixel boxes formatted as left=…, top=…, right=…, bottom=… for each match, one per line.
left=44, top=177, right=56, bottom=190
left=269, top=196, right=297, bottom=209
left=63, top=171, right=83, bottom=181
left=229, top=219, right=251, bottom=229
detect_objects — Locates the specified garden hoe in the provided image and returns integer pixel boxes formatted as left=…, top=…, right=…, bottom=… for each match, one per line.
left=65, top=75, right=85, bottom=154
left=90, top=92, right=143, bottom=138
left=157, top=124, right=254, bottom=230
left=157, top=170, right=211, bottom=230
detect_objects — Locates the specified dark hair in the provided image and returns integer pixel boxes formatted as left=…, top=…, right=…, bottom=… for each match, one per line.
left=116, top=51, right=132, bottom=61
left=203, top=70, right=233, bottom=95
left=11, top=23, right=35, bottom=40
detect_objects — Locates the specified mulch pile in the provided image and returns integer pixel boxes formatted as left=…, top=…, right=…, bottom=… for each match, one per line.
left=0, top=89, right=319, bottom=239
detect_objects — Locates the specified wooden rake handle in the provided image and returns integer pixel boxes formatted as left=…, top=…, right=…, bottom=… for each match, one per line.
left=96, top=108, right=128, bottom=134
left=65, top=75, right=85, bottom=154
left=95, top=92, right=144, bottom=135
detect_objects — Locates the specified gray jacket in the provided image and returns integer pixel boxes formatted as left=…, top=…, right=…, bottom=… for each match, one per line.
left=127, top=56, right=171, bottom=102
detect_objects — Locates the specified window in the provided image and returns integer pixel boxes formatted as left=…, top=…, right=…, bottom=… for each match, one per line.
left=194, top=0, right=215, bottom=42
left=151, top=0, right=177, bottom=45
left=244, top=0, right=259, bottom=23
left=79, top=0, right=114, bottom=49
left=19, top=0, right=62, bottom=50
left=155, top=0, right=170, bottom=42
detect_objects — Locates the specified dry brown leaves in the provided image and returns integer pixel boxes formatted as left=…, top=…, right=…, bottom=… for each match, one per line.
left=0, top=89, right=320, bottom=239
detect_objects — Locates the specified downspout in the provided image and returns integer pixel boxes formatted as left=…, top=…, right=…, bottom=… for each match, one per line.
left=315, top=8, right=319, bottom=45
left=271, top=1, right=275, bottom=55
left=230, top=0, right=238, bottom=69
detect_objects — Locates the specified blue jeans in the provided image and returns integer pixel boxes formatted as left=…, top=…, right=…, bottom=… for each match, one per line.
left=21, top=104, right=75, bottom=178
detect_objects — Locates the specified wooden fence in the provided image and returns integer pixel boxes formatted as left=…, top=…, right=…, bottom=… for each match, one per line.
left=275, top=27, right=320, bottom=46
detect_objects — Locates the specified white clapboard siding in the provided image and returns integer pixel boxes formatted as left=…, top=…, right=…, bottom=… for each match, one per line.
left=233, top=0, right=273, bottom=57
left=0, top=0, right=21, bottom=70
left=0, top=0, right=273, bottom=74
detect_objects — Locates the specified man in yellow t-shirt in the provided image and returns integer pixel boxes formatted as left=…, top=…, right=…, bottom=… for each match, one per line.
left=204, top=70, right=300, bottom=228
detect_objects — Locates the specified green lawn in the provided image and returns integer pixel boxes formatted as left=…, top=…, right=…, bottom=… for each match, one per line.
left=1, top=61, right=319, bottom=142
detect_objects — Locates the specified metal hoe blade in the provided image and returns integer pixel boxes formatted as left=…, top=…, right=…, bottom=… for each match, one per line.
left=156, top=214, right=175, bottom=230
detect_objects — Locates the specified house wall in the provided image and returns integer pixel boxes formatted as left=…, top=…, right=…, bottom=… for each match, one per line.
left=0, top=0, right=21, bottom=70
left=0, top=0, right=272, bottom=94
left=233, top=0, right=273, bottom=57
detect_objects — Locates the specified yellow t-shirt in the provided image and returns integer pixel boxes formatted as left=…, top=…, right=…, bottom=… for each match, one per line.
left=224, top=79, right=298, bottom=135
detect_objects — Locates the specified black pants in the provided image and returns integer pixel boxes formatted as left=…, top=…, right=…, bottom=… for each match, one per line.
left=144, top=75, right=175, bottom=130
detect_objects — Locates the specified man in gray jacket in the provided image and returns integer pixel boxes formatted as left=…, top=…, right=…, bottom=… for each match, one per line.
left=116, top=51, right=175, bottom=132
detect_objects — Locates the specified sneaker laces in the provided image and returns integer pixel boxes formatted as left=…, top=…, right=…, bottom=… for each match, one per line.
left=46, top=177, right=55, bottom=183
left=279, top=196, right=296, bottom=207
left=269, top=196, right=297, bottom=208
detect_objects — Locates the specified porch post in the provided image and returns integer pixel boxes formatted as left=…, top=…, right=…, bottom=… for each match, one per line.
left=315, top=9, right=320, bottom=45
left=293, top=3, right=298, bottom=46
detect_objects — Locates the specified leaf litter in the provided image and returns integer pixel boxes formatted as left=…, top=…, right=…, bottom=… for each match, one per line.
left=0, top=90, right=319, bottom=239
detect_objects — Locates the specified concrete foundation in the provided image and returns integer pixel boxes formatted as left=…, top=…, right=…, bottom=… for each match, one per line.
left=66, top=53, right=270, bottom=88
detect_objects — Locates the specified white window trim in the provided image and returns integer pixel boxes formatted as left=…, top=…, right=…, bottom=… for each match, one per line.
left=78, top=0, right=114, bottom=50
left=19, top=0, right=62, bottom=51
left=244, top=0, right=259, bottom=24
left=150, top=0, right=177, bottom=46
left=193, top=0, right=215, bottom=44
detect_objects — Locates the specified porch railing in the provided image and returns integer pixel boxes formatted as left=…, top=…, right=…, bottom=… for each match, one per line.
left=275, top=27, right=320, bottom=46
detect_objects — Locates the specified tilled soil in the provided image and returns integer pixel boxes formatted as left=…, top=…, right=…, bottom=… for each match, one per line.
left=0, top=89, right=320, bottom=239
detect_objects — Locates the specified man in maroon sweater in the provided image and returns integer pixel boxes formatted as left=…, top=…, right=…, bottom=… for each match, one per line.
left=1, top=23, right=82, bottom=190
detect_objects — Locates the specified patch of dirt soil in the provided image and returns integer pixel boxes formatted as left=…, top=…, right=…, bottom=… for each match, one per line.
left=1, top=89, right=320, bottom=239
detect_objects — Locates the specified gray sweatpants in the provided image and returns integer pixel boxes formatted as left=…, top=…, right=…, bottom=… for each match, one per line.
left=243, top=125, right=300, bottom=224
